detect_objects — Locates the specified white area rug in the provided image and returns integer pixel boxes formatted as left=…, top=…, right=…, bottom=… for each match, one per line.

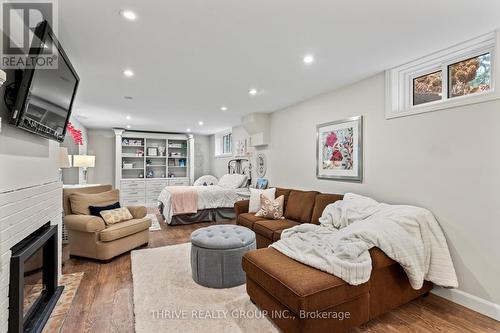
left=131, top=243, right=278, bottom=333
left=146, top=213, right=161, bottom=231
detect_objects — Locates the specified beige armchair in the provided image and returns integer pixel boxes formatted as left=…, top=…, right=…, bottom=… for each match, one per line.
left=63, top=185, right=151, bottom=260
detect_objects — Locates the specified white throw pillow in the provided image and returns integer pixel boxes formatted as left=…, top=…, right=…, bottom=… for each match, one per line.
left=194, top=175, right=219, bottom=186
left=249, top=188, right=276, bottom=213
left=218, top=174, right=248, bottom=189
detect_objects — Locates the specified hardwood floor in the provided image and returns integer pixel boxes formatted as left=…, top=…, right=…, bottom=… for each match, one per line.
left=61, top=217, right=500, bottom=333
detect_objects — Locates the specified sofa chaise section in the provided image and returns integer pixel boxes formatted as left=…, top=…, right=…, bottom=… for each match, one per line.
left=235, top=187, right=433, bottom=333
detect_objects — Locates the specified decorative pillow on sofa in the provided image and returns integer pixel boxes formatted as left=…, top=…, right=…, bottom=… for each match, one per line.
left=70, top=189, right=120, bottom=215
left=249, top=187, right=276, bottom=213
left=255, top=195, right=284, bottom=220
left=89, top=202, right=121, bottom=217
left=99, top=207, right=133, bottom=225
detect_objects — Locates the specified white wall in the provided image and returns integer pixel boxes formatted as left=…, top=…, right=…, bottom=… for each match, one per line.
left=265, top=72, right=500, bottom=309
left=87, top=129, right=115, bottom=186
left=0, top=86, right=60, bottom=192
left=193, top=134, right=211, bottom=180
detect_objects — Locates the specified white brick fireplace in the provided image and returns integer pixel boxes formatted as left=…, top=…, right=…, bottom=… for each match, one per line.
left=0, top=181, right=62, bottom=333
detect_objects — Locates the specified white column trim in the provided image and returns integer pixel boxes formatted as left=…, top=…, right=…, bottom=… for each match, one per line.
left=188, top=134, right=195, bottom=185
left=113, top=128, right=125, bottom=189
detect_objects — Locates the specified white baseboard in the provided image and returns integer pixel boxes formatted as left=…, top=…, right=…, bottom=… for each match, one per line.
left=432, top=287, right=500, bottom=321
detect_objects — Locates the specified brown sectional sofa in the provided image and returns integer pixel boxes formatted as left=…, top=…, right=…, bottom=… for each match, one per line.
left=236, top=188, right=342, bottom=248
left=235, top=188, right=433, bottom=333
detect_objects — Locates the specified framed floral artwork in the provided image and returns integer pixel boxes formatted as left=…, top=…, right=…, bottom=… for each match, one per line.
left=316, top=116, right=363, bottom=182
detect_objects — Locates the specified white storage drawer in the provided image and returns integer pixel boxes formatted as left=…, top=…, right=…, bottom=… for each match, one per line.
left=121, top=180, right=146, bottom=206
left=147, top=189, right=163, bottom=197
left=146, top=179, right=169, bottom=187
left=147, top=186, right=166, bottom=194
left=121, top=197, right=145, bottom=206
left=146, top=180, right=169, bottom=192
left=168, top=179, right=190, bottom=186
left=121, top=180, right=145, bottom=189
left=146, top=196, right=161, bottom=205
left=121, top=188, right=146, bottom=197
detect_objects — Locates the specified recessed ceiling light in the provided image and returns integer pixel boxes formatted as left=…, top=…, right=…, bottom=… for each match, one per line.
left=120, top=10, right=137, bottom=21
left=198, top=121, right=204, bottom=126
left=248, top=88, right=258, bottom=96
left=126, top=125, right=131, bottom=129
left=220, top=105, right=228, bottom=111
left=126, top=115, right=131, bottom=120
left=186, top=128, right=191, bottom=132
left=123, top=69, right=134, bottom=77
left=303, top=54, right=315, bottom=64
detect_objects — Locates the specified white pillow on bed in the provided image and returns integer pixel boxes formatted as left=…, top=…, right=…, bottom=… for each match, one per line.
left=194, top=175, right=219, bottom=186
left=218, top=174, right=248, bottom=189
left=249, top=188, right=276, bottom=213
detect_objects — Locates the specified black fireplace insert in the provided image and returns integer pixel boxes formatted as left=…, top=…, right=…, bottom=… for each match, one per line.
left=9, top=223, right=63, bottom=333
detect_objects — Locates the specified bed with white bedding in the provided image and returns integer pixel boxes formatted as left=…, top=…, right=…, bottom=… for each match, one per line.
left=158, top=163, right=252, bottom=224
left=158, top=184, right=250, bottom=224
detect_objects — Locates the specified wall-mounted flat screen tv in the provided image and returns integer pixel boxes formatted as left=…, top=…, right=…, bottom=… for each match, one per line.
left=9, top=20, right=79, bottom=142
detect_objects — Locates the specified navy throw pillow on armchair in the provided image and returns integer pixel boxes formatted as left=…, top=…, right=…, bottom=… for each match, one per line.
left=89, top=202, right=121, bottom=217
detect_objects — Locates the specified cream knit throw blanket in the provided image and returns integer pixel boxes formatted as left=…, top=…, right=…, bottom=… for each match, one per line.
left=270, top=193, right=458, bottom=289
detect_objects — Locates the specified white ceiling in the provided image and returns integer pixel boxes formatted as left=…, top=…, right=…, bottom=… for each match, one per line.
left=58, top=0, right=500, bottom=134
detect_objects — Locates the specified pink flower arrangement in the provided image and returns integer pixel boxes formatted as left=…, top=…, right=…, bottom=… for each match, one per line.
left=331, top=150, right=343, bottom=162
left=67, top=122, right=83, bottom=145
left=325, top=132, right=337, bottom=147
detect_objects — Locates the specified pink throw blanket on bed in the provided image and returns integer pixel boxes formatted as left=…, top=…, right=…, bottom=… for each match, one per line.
left=167, top=186, right=198, bottom=215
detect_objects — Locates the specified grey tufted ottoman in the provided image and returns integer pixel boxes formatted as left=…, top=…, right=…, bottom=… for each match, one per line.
left=190, top=225, right=256, bottom=288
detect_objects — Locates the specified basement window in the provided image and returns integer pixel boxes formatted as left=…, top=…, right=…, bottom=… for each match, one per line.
left=413, top=70, right=443, bottom=106
left=215, top=130, right=232, bottom=157
left=222, top=133, right=232, bottom=155
left=386, top=31, right=499, bottom=118
left=448, top=53, right=491, bottom=98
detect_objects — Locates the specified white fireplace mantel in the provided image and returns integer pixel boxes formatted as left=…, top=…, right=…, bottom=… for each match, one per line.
left=0, top=181, right=62, bottom=333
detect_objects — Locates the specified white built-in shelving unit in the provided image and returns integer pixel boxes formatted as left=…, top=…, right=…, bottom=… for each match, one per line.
left=114, top=129, right=194, bottom=207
